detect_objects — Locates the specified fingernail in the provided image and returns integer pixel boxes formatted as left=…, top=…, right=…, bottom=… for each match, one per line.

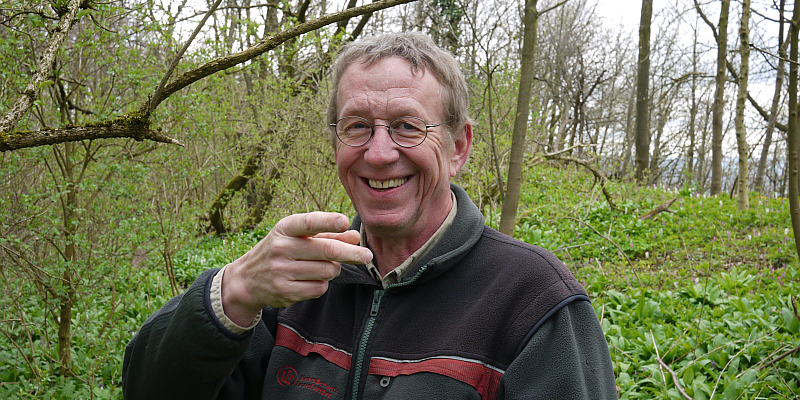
left=338, top=216, right=349, bottom=231
left=363, top=249, right=373, bottom=264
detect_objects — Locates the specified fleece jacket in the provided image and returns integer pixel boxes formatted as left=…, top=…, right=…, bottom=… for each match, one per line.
left=122, top=184, right=618, bottom=399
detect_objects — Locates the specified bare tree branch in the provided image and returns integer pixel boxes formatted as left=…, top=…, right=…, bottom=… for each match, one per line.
left=656, top=357, right=695, bottom=400
left=148, top=0, right=224, bottom=116
left=638, top=196, right=679, bottom=220
left=0, top=0, right=82, bottom=133
left=543, top=153, right=617, bottom=211
left=0, top=122, right=183, bottom=152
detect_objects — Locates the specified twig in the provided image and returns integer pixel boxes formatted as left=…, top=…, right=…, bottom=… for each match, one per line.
left=651, top=330, right=666, bottom=385
left=545, top=154, right=617, bottom=211
left=541, top=142, right=598, bottom=157
left=656, top=357, right=694, bottom=400
left=148, top=0, right=224, bottom=115
left=750, top=43, right=800, bottom=66
left=758, top=342, right=800, bottom=371
left=638, top=196, right=680, bottom=220
left=553, top=241, right=598, bottom=252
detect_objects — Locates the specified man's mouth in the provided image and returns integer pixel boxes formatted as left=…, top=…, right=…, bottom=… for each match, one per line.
left=368, top=177, right=408, bottom=190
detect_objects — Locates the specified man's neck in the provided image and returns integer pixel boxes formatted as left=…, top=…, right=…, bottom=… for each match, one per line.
left=365, top=195, right=455, bottom=277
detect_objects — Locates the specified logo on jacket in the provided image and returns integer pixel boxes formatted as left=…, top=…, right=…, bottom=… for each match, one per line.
left=277, top=366, right=299, bottom=386
left=276, top=366, right=339, bottom=398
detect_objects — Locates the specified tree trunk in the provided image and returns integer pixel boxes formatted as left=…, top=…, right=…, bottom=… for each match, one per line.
left=734, top=0, right=750, bottom=210
left=620, top=86, right=636, bottom=178
left=710, top=0, right=730, bottom=195
left=499, top=0, right=539, bottom=236
left=634, top=0, right=652, bottom=184
left=686, top=28, right=699, bottom=186
left=57, top=142, right=77, bottom=376
left=208, top=145, right=266, bottom=235
left=754, top=0, right=786, bottom=193
left=787, top=0, right=800, bottom=260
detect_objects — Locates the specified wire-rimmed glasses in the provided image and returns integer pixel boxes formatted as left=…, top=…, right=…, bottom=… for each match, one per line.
left=330, top=116, right=450, bottom=148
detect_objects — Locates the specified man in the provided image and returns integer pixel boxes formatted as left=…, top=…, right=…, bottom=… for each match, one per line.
left=123, top=32, right=617, bottom=399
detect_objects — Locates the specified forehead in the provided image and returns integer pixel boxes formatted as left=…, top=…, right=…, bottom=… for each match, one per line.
left=337, top=57, right=444, bottom=119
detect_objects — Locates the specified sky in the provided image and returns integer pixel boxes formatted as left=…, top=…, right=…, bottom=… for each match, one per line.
left=595, top=0, right=649, bottom=31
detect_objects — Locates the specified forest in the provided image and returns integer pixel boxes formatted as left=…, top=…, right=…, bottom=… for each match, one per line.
left=1, top=0, right=799, bottom=397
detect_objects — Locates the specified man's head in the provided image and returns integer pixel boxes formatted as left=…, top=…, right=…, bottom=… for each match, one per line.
left=327, top=32, right=471, bottom=145
left=329, top=33, right=472, bottom=244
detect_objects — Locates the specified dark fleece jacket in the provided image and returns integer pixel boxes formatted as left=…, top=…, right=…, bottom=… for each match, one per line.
left=122, top=184, right=617, bottom=400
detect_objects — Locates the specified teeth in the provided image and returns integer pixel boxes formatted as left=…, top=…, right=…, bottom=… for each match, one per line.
left=368, top=177, right=407, bottom=189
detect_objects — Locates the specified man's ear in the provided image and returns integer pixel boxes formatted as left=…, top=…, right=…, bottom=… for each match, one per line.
left=449, top=123, right=473, bottom=176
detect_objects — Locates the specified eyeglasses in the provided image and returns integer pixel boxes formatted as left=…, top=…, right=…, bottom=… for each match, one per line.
left=330, top=116, right=450, bottom=148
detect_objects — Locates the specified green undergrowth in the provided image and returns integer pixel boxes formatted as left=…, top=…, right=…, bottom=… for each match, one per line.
left=1, top=165, right=797, bottom=398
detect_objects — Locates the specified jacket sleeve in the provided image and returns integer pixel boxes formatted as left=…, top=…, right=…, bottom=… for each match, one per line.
left=122, top=268, right=278, bottom=400
left=498, top=300, right=618, bottom=400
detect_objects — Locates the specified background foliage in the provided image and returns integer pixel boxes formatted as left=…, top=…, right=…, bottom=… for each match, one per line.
left=1, top=0, right=799, bottom=398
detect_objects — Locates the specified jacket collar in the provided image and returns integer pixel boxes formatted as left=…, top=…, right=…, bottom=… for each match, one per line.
left=334, top=183, right=485, bottom=288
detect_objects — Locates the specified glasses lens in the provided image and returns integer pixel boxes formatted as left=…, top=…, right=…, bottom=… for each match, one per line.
left=336, top=117, right=373, bottom=146
left=390, top=117, right=427, bottom=147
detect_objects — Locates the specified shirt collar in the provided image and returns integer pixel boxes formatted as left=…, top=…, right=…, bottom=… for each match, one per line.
left=362, top=190, right=458, bottom=289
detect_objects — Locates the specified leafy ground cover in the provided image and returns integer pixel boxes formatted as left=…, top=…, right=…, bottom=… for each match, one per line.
left=1, top=164, right=798, bottom=399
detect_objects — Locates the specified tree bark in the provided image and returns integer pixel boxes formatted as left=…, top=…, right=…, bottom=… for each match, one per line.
left=734, top=0, right=750, bottom=210
left=710, top=0, right=729, bottom=195
left=0, top=0, right=82, bottom=134
left=686, top=28, right=699, bottom=186
left=499, top=0, right=539, bottom=236
left=208, top=146, right=266, bottom=234
left=787, top=0, right=800, bottom=260
left=754, top=0, right=787, bottom=192
left=634, top=0, right=652, bottom=184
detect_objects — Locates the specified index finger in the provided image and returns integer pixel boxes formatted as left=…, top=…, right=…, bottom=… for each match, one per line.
left=274, top=212, right=351, bottom=238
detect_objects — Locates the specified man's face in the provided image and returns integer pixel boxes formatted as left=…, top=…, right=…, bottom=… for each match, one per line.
left=334, top=57, right=471, bottom=240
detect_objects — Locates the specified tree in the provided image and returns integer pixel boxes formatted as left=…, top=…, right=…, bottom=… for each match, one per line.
left=787, top=0, right=800, bottom=260
left=634, top=0, right=652, bottom=184
left=733, top=0, right=750, bottom=210
left=498, top=0, right=540, bottom=236
left=695, top=0, right=730, bottom=195
left=0, top=0, right=414, bottom=151
left=754, top=0, right=788, bottom=193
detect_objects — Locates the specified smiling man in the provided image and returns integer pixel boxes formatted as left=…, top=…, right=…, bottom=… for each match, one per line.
left=122, top=33, right=617, bottom=400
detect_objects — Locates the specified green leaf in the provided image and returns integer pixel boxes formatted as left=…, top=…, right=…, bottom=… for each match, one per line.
left=781, top=308, right=800, bottom=333
left=682, top=365, right=694, bottom=384
left=740, top=369, right=757, bottom=386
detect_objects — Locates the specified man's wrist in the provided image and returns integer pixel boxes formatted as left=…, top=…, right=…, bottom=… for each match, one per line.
left=213, top=264, right=262, bottom=333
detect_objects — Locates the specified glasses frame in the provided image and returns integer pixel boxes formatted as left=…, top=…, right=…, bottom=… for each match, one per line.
left=330, top=116, right=451, bottom=148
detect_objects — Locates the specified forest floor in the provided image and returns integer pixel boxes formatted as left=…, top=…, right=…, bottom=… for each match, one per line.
left=1, top=164, right=798, bottom=399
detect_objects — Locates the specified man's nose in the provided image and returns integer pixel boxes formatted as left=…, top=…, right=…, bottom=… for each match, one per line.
left=364, top=124, right=399, bottom=165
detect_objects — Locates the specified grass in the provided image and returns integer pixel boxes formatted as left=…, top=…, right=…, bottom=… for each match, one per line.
left=0, top=163, right=798, bottom=399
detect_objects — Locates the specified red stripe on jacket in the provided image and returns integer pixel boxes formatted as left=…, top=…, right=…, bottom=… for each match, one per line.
left=275, top=324, right=352, bottom=371
left=368, top=356, right=503, bottom=400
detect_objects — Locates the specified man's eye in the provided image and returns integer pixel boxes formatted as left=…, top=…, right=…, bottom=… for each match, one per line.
left=350, top=122, right=369, bottom=130
left=393, top=119, right=423, bottom=132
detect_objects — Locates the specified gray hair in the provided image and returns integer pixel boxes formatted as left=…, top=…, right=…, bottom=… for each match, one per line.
left=327, top=32, right=471, bottom=145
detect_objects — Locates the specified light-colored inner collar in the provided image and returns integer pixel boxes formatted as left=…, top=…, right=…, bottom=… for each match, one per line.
left=362, top=190, right=458, bottom=289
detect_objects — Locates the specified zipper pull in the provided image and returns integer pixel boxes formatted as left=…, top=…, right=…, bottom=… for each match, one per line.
left=371, top=290, right=384, bottom=316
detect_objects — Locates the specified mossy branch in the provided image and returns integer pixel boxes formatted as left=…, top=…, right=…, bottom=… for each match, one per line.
left=0, top=119, right=184, bottom=151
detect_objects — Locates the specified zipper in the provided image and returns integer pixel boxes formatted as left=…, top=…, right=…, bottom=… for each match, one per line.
left=349, top=264, right=429, bottom=400
left=351, top=289, right=384, bottom=400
